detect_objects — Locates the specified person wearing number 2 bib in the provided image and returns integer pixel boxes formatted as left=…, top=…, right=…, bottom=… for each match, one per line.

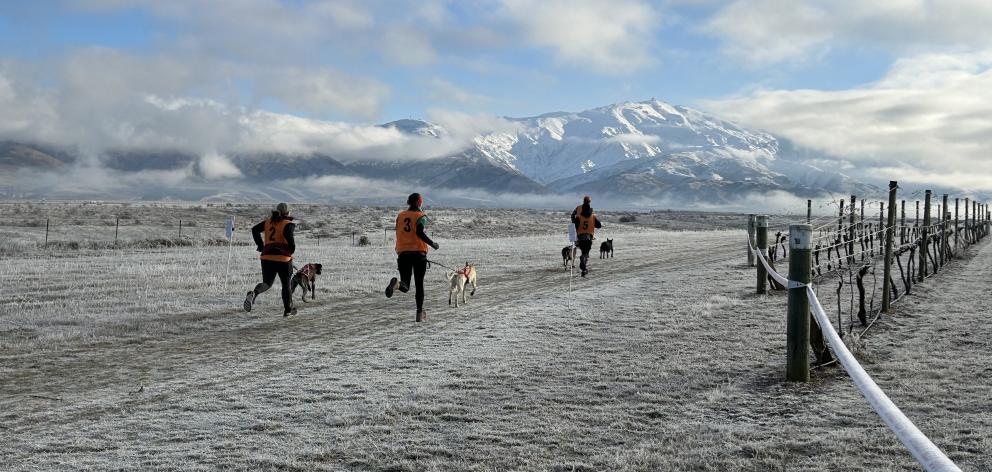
left=385, top=192, right=439, bottom=322
left=244, top=202, right=297, bottom=316
left=571, top=195, right=602, bottom=277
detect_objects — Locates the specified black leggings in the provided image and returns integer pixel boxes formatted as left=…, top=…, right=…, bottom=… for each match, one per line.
left=397, top=252, right=427, bottom=311
left=254, top=259, right=293, bottom=312
left=577, top=239, right=593, bottom=271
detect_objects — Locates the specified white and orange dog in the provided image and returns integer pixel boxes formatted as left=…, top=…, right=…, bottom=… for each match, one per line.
left=446, top=263, right=478, bottom=308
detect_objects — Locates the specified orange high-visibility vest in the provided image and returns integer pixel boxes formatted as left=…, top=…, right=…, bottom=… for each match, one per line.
left=261, top=218, right=293, bottom=262
left=395, top=210, right=429, bottom=254
left=574, top=205, right=596, bottom=237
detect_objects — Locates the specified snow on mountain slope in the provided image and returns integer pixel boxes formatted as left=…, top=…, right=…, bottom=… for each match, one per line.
left=477, top=99, right=779, bottom=184
left=376, top=99, right=875, bottom=200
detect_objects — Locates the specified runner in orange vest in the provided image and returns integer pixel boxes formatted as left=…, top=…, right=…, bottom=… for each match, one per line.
left=244, top=202, right=297, bottom=316
left=571, top=195, right=602, bottom=277
left=385, top=192, right=440, bottom=322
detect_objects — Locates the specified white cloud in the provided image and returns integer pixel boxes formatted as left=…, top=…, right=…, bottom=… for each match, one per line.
left=702, top=51, right=992, bottom=192
left=256, top=68, right=390, bottom=119
left=605, top=133, right=661, bottom=145
left=198, top=152, right=242, bottom=179
left=704, top=0, right=992, bottom=64
left=425, top=109, right=523, bottom=139
left=73, top=0, right=443, bottom=66
left=500, top=0, right=660, bottom=73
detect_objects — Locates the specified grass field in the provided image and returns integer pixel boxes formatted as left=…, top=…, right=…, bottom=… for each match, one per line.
left=0, top=205, right=989, bottom=471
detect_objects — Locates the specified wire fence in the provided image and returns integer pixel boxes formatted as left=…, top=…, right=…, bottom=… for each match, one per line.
left=747, top=185, right=990, bottom=472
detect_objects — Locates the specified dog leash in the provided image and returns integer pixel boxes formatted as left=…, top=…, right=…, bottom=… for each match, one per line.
left=425, top=259, right=459, bottom=272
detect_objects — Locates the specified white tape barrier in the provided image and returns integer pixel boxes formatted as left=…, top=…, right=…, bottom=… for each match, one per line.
left=747, top=236, right=789, bottom=287
left=746, top=232, right=962, bottom=471
left=806, top=288, right=962, bottom=472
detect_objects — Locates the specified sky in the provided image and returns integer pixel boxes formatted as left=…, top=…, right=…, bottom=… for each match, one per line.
left=2, top=0, right=992, bottom=192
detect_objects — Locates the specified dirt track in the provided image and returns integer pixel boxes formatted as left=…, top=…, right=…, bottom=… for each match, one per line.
left=1, top=230, right=989, bottom=471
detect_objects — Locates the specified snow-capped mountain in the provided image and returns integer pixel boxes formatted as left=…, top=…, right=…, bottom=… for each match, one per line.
left=488, top=99, right=780, bottom=185
left=390, top=99, right=876, bottom=200
left=1, top=98, right=878, bottom=204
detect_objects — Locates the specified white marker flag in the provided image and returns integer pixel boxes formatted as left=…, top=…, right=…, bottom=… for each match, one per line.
left=225, top=217, right=235, bottom=240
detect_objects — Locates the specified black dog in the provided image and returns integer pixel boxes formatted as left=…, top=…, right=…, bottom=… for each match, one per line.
left=599, top=238, right=613, bottom=259
left=290, top=263, right=322, bottom=302
left=561, top=245, right=575, bottom=271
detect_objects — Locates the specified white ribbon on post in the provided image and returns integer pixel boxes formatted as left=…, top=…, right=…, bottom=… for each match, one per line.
left=745, top=231, right=961, bottom=472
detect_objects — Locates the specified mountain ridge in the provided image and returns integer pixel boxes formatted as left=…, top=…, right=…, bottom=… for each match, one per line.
left=0, top=98, right=878, bottom=203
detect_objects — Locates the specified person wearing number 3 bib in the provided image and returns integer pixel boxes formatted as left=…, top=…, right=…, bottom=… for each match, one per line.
left=385, top=192, right=439, bottom=322
left=244, top=202, right=297, bottom=316
left=571, top=195, right=602, bottom=277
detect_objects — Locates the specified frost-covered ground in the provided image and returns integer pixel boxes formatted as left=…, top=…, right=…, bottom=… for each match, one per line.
left=0, top=205, right=989, bottom=471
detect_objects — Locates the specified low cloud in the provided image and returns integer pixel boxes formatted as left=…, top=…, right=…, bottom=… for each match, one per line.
left=0, top=54, right=513, bottom=166
left=256, top=68, right=390, bottom=119
left=605, top=133, right=662, bottom=145
left=198, top=152, right=242, bottom=179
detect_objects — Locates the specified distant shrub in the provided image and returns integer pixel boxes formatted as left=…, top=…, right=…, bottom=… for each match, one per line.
left=619, top=215, right=637, bottom=223
left=358, top=235, right=371, bottom=246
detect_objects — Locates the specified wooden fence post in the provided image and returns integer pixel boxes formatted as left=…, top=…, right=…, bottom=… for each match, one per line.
left=955, top=198, right=960, bottom=253
left=882, top=181, right=898, bottom=313
left=747, top=214, right=756, bottom=267
left=942, top=194, right=949, bottom=265
left=849, top=195, right=857, bottom=264
left=115, top=217, right=120, bottom=245
left=965, top=198, right=970, bottom=244
left=919, top=191, right=931, bottom=280
left=45, top=218, right=50, bottom=246
left=179, top=219, right=183, bottom=239
left=786, top=223, right=812, bottom=382
left=838, top=198, right=845, bottom=241
left=900, top=200, right=906, bottom=245
left=756, top=215, right=768, bottom=294
left=807, top=200, right=811, bottom=223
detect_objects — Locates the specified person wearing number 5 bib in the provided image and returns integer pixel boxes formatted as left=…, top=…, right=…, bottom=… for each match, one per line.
left=571, top=195, right=602, bottom=277
left=385, top=193, right=439, bottom=322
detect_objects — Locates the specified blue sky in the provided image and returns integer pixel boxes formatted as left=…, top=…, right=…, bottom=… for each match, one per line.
left=0, top=0, right=894, bottom=119
left=2, top=0, right=992, bottom=191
